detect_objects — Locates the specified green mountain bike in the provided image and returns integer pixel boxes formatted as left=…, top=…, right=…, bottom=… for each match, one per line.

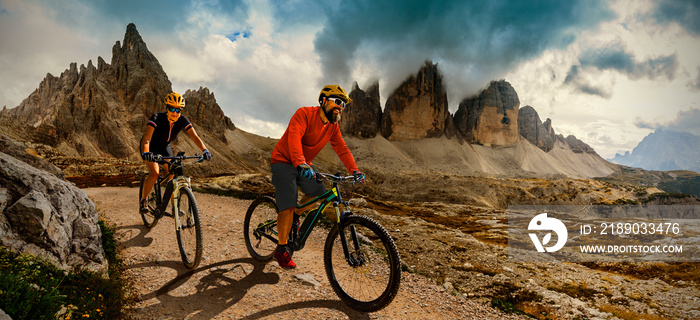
left=138, top=152, right=204, bottom=269
left=243, top=172, right=401, bottom=312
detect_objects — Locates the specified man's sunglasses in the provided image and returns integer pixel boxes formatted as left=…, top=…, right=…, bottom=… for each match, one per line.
left=326, top=97, right=345, bottom=108
left=166, top=106, right=182, bottom=114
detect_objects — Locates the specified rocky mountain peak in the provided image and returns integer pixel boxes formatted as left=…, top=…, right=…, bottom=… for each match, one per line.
left=380, top=61, right=450, bottom=141
left=341, top=81, right=382, bottom=138
left=0, top=24, right=235, bottom=162
left=453, top=80, right=520, bottom=147
left=518, top=105, right=555, bottom=151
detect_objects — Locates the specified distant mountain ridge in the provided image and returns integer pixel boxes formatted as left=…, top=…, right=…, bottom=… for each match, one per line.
left=0, top=23, right=616, bottom=180
left=343, top=61, right=599, bottom=156
left=609, top=129, right=700, bottom=173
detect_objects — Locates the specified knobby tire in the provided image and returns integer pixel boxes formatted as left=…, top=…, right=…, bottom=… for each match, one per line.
left=243, top=196, right=279, bottom=262
left=176, top=187, right=203, bottom=269
left=324, top=215, right=401, bottom=312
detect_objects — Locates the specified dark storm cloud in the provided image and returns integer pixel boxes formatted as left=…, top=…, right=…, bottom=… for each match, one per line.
left=311, top=0, right=615, bottom=91
left=689, top=67, right=700, bottom=92
left=563, top=65, right=612, bottom=98
left=650, top=0, right=700, bottom=36
left=635, top=108, right=700, bottom=135
left=88, top=0, right=249, bottom=40
left=564, top=43, right=678, bottom=98
left=634, top=118, right=659, bottom=130
left=662, top=108, right=700, bottom=135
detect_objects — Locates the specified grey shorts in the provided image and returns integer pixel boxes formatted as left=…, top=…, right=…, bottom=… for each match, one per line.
left=271, top=163, right=326, bottom=211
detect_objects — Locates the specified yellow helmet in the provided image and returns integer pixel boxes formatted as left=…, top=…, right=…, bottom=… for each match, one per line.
left=164, top=92, right=185, bottom=108
left=318, top=85, right=352, bottom=105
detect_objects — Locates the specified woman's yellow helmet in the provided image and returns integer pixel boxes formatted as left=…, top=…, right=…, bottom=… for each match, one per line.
left=164, top=92, right=185, bottom=108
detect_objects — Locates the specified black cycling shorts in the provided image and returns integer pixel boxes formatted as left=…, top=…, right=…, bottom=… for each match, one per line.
left=271, top=163, right=326, bottom=211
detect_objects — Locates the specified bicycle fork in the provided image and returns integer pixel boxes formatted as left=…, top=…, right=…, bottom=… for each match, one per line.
left=335, top=204, right=365, bottom=267
left=172, top=176, right=191, bottom=231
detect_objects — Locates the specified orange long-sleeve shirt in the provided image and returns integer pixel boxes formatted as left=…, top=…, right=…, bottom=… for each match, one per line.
left=271, top=106, right=359, bottom=173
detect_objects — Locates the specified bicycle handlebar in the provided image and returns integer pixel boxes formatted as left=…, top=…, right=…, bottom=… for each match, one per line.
left=154, top=154, right=204, bottom=164
left=316, top=172, right=360, bottom=183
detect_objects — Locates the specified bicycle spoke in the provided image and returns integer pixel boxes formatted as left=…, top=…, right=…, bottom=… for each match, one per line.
left=244, top=197, right=279, bottom=261
left=324, top=215, right=401, bottom=312
left=176, top=188, right=202, bottom=269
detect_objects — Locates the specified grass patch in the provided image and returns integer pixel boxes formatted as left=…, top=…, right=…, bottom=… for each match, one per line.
left=581, top=262, right=700, bottom=288
left=0, top=219, right=131, bottom=319
left=490, top=282, right=543, bottom=317
left=598, top=303, right=670, bottom=320
left=547, top=282, right=611, bottom=301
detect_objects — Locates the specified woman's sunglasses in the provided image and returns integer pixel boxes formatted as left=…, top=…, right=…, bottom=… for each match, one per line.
left=166, top=106, right=182, bottom=114
left=326, top=97, right=345, bottom=108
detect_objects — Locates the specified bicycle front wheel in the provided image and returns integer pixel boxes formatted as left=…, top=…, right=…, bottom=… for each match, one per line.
left=175, top=187, right=203, bottom=269
left=324, top=215, right=401, bottom=312
left=139, top=175, right=159, bottom=228
left=243, top=196, right=279, bottom=262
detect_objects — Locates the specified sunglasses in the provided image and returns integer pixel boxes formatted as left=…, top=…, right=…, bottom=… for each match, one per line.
left=166, top=106, right=182, bottom=114
left=326, top=97, right=345, bottom=108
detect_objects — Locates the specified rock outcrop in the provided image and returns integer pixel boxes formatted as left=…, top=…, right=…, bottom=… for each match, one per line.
left=7, top=23, right=171, bottom=158
left=562, top=134, right=597, bottom=154
left=454, top=80, right=520, bottom=147
left=518, top=105, right=555, bottom=152
left=341, top=82, right=382, bottom=138
left=380, top=61, right=451, bottom=141
left=0, top=152, right=107, bottom=273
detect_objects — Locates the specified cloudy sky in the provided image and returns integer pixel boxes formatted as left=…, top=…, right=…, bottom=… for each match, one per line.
left=1, top=0, right=698, bottom=159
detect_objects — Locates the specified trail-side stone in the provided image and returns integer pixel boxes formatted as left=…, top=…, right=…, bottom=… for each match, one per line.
left=0, top=152, right=106, bottom=273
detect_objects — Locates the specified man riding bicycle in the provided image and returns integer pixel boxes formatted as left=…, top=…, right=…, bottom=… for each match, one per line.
left=270, top=84, right=365, bottom=269
left=139, top=92, right=212, bottom=213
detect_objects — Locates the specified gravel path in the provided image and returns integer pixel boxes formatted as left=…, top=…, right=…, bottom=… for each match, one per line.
left=86, top=187, right=526, bottom=319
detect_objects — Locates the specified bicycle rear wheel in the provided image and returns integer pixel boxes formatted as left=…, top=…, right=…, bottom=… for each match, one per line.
left=324, top=215, right=401, bottom=312
left=176, top=187, right=203, bottom=269
left=244, top=196, right=279, bottom=262
left=139, top=175, right=159, bottom=228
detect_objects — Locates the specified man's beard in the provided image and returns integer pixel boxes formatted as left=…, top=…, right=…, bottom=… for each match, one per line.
left=324, top=108, right=341, bottom=123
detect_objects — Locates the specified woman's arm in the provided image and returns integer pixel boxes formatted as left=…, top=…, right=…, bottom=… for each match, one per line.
left=141, top=126, right=155, bottom=153
left=186, top=128, right=207, bottom=151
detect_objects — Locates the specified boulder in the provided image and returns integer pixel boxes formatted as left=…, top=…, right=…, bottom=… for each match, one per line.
left=380, top=61, right=450, bottom=141
left=0, top=152, right=106, bottom=273
left=341, top=82, right=382, bottom=138
left=454, top=80, right=520, bottom=147
left=0, top=135, right=64, bottom=178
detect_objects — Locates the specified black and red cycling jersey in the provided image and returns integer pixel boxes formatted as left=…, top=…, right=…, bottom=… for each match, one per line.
left=145, top=112, right=193, bottom=155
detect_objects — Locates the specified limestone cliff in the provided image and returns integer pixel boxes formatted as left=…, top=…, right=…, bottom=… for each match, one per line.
left=341, top=82, right=382, bottom=138
left=380, top=61, right=451, bottom=141
left=453, top=80, right=520, bottom=147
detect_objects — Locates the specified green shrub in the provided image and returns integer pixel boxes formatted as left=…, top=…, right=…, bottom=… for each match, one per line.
left=0, top=218, right=131, bottom=319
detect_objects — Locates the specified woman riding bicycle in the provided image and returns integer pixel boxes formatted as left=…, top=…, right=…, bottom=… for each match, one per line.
left=139, top=92, right=212, bottom=213
left=270, top=84, right=365, bottom=269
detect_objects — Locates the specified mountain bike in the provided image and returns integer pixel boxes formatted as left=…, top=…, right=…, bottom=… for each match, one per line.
left=243, top=172, right=401, bottom=312
left=138, top=151, right=204, bottom=269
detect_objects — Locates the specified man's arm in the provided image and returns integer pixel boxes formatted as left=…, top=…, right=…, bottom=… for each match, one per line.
left=329, top=127, right=359, bottom=173
left=287, top=109, right=308, bottom=167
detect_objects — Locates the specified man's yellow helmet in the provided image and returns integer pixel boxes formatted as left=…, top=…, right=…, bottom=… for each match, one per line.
left=318, top=85, right=352, bottom=105
left=164, top=92, right=185, bottom=108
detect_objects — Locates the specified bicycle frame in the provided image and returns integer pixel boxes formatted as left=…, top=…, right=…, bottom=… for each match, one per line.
left=150, top=159, right=193, bottom=230
left=257, top=175, right=359, bottom=263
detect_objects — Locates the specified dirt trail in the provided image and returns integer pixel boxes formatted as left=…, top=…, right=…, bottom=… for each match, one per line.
left=85, top=187, right=525, bottom=320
